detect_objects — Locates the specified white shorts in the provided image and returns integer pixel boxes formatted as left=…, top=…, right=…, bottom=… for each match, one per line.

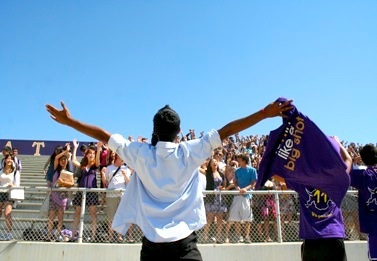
left=228, top=195, right=253, bottom=222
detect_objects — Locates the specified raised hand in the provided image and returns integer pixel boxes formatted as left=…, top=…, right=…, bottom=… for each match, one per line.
left=262, top=100, right=294, bottom=118
left=46, top=101, right=71, bottom=125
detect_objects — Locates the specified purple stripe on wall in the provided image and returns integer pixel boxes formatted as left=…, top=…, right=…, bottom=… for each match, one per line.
left=0, top=139, right=93, bottom=156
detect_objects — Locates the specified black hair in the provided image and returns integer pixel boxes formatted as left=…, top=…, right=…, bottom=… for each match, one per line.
left=360, top=144, right=377, bottom=166
left=56, top=154, right=70, bottom=172
left=51, top=145, right=63, bottom=162
left=151, top=105, right=180, bottom=146
left=80, top=144, right=88, bottom=152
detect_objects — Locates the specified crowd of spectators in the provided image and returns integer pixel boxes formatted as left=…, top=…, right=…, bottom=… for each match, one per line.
left=0, top=129, right=372, bottom=243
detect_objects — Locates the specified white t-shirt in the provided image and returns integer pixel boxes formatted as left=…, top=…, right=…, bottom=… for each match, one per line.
left=0, top=170, right=20, bottom=192
left=105, top=164, right=131, bottom=198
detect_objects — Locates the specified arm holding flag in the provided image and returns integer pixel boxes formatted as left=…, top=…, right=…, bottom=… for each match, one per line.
left=217, top=99, right=293, bottom=141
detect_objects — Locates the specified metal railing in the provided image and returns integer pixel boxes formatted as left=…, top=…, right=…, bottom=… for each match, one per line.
left=0, top=187, right=362, bottom=243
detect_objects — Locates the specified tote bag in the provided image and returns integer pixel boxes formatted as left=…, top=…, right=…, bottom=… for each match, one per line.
left=9, top=187, right=25, bottom=201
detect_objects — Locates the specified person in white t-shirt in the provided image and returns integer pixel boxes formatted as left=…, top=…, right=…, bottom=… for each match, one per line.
left=101, top=153, right=132, bottom=242
left=0, top=154, right=20, bottom=240
left=46, top=99, right=292, bottom=260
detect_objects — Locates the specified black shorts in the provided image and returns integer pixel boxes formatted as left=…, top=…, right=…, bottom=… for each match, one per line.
left=140, top=232, right=202, bottom=261
left=0, top=192, right=12, bottom=203
left=72, top=192, right=99, bottom=206
left=301, top=238, right=347, bottom=261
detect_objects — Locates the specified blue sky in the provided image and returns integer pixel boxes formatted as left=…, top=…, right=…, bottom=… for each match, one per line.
left=1, top=1, right=376, bottom=145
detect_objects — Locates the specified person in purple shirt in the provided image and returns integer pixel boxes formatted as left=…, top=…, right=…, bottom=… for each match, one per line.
left=273, top=136, right=352, bottom=261
left=350, top=144, right=377, bottom=261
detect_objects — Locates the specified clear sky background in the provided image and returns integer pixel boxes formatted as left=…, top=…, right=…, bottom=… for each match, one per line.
left=1, top=1, right=376, bottom=145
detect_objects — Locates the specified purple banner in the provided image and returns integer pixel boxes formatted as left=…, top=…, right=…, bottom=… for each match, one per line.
left=0, top=139, right=93, bottom=156
left=257, top=97, right=350, bottom=206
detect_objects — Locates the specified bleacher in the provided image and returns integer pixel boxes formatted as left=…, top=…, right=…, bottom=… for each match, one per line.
left=0, top=155, right=110, bottom=240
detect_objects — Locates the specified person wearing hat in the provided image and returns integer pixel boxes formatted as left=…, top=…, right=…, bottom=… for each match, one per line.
left=46, top=99, right=293, bottom=260
left=350, top=144, right=377, bottom=261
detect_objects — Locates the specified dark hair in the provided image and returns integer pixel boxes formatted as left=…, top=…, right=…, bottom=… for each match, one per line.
left=238, top=153, right=250, bottom=165
left=2, top=146, right=12, bottom=153
left=51, top=145, right=63, bottom=162
left=152, top=105, right=180, bottom=146
left=3, top=154, right=15, bottom=172
left=56, top=155, right=70, bottom=172
left=80, top=144, right=88, bottom=153
left=360, top=144, right=377, bottom=166
left=80, top=145, right=97, bottom=168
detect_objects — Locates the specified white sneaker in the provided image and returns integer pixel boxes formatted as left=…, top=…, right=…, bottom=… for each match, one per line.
left=238, top=236, right=244, bottom=243
left=244, top=236, right=251, bottom=244
left=5, top=233, right=13, bottom=241
left=225, top=238, right=230, bottom=244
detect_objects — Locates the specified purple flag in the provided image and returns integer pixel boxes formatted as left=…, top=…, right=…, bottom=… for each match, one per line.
left=257, top=98, right=350, bottom=205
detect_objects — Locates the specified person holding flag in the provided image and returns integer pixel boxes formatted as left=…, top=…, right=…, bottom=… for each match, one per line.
left=257, top=97, right=352, bottom=261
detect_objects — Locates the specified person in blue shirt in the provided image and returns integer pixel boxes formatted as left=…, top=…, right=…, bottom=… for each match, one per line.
left=46, top=99, right=292, bottom=260
left=224, top=153, right=257, bottom=244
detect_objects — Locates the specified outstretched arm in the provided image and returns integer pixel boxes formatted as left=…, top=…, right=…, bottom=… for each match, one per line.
left=217, top=99, right=293, bottom=141
left=46, top=101, right=111, bottom=143
left=331, top=136, right=352, bottom=174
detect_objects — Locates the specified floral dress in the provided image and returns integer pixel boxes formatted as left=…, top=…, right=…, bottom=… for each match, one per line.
left=204, top=177, right=227, bottom=213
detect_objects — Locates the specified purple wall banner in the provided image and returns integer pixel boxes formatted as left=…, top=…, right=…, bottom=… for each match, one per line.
left=0, top=139, right=93, bottom=156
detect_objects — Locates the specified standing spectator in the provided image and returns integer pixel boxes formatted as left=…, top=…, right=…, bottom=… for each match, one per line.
left=0, top=146, right=12, bottom=170
left=223, top=160, right=237, bottom=221
left=185, top=129, right=196, bottom=140
left=70, top=140, right=101, bottom=242
left=260, top=180, right=277, bottom=242
left=0, top=154, right=20, bottom=240
left=213, top=149, right=226, bottom=173
left=350, top=144, right=377, bottom=260
left=99, top=143, right=109, bottom=213
left=11, top=147, right=22, bottom=208
left=276, top=180, right=296, bottom=241
left=44, top=145, right=64, bottom=184
left=225, top=153, right=257, bottom=244
left=79, top=144, right=88, bottom=155
left=203, top=158, right=227, bottom=244
left=46, top=99, right=292, bottom=260
left=11, top=147, right=22, bottom=172
left=102, top=154, right=133, bottom=243
left=45, top=151, right=74, bottom=241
